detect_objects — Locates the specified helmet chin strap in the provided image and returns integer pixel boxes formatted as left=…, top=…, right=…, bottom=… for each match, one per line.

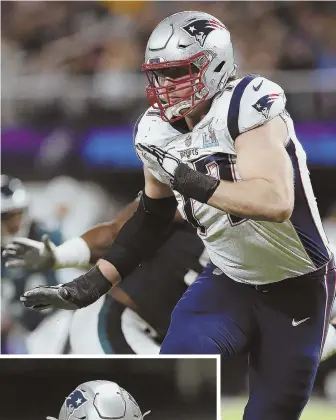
left=167, top=95, right=207, bottom=120
left=170, top=100, right=193, bottom=118
left=164, top=80, right=211, bottom=120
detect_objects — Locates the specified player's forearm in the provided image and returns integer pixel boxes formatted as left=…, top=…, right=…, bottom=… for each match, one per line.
left=81, top=198, right=140, bottom=263
left=30, top=193, right=176, bottom=311
left=80, top=222, right=119, bottom=263
left=99, top=192, right=177, bottom=282
left=108, top=285, right=138, bottom=311
left=96, top=258, right=121, bottom=287
left=207, top=178, right=293, bottom=222
left=52, top=225, right=117, bottom=269
left=54, top=196, right=183, bottom=269
left=52, top=199, right=141, bottom=269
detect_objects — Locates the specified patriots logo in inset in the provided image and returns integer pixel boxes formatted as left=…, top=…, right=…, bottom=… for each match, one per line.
left=252, top=94, right=279, bottom=119
left=181, top=19, right=227, bottom=47
left=65, top=389, right=88, bottom=415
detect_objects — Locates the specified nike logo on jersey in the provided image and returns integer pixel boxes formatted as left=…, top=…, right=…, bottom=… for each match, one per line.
left=253, top=80, right=263, bottom=91
left=292, top=317, right=310, bottom=327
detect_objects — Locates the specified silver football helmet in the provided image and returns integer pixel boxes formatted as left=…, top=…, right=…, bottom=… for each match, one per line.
left=142, top=11, right=236, bottom=122
left=1, top=174, right=30, bottom=246
left=48, top=380, right=150, bottom=420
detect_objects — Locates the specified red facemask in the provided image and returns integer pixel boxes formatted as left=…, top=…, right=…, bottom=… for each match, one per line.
left=142, top=52, right=210, bottom=122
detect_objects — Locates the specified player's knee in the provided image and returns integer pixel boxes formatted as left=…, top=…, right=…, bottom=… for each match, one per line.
left=272, top=355, right=318, bottom=415
left=160, top=331, right=220, bottom=354
left=247, top=384, right=311, bottom=420
left=247, top=354, right=318, bottom=419
left=160, top=334, right=190, bottom=354
left=249, top=394, right=309, bottom=420
left=278, top=388, right=309, bottom=412
left=165, top=306, right=247, bottom=356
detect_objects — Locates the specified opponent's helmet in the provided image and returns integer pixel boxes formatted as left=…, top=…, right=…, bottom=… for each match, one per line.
left=51, top=381, right=150, bottom=420
left=142, top=11, right=236, bottom=122
left=1, top=174, right=30, bottom=245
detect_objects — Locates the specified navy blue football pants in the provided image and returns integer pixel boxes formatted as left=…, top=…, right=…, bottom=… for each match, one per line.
left=161, top=259, right=336, bottom=420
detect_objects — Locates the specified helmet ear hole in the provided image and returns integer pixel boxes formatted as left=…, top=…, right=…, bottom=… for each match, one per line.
left=214, top=61, right=225, bottom=73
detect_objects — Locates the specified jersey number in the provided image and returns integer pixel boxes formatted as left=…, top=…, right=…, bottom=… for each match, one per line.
left=181, top=154, right=245, bottom=234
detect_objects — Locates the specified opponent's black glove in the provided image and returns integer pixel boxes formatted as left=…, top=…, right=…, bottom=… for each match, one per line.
left=21, top=266, right=112, bottom=311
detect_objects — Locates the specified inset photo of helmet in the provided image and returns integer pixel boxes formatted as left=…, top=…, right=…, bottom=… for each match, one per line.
left=48, top=380, right=150, bottom=420
left=0, top=358, right=218, bottom=420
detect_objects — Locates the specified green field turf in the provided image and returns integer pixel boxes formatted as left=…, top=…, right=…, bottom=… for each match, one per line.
left=222, top=397, right=336, bottom=419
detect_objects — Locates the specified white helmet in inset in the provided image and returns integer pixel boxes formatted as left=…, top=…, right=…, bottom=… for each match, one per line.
left=48, top=380, right=150, bottom=420
left=142, top=11, right=236, bottom=122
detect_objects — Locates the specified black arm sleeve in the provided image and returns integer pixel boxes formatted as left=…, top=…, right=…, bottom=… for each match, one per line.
left=103, top=191, right=177, bottom=278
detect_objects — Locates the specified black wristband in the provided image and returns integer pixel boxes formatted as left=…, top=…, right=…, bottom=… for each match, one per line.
left=172, top=163, right=220, bottom=203
left=62, top=266, right=112, bottom=308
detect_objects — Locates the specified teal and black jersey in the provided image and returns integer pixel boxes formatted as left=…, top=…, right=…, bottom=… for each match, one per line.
left=1, top=221, right=62, bottom=331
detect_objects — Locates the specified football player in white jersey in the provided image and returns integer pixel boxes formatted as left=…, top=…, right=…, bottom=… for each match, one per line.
left=46, top=380, right=150, bottom=420
left=20, top=11, right=335, bottom=419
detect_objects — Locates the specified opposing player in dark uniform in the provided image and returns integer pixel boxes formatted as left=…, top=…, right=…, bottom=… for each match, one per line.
left=96, top=220, right=205, bottom=354
left=3, top=195, right=207, bottom=353
left=1, top=175, right=62, bottom=353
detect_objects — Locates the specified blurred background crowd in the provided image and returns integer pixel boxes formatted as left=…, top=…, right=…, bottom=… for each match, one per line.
left=2, top=0, right=336, bottom=127
left=1, top=0, right=336, bottom=417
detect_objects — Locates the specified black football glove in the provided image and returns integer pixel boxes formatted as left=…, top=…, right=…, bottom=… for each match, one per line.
left=21, top=267, right=112, bottom=311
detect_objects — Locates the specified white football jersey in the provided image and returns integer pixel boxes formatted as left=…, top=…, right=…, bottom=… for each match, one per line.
left=134, top=75, right=332, bottom=284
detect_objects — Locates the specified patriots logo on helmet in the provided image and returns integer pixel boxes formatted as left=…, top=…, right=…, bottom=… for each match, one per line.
left=181, top=19, right=226, bottom=47
left=252, top=94, right=279, bottom=119
left=65, top=389, right=88, bottom=415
